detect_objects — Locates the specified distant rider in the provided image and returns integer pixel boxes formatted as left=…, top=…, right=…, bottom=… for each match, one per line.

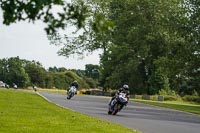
left=13, top=83, right=18, bottom=89
left=33, top=85, right=37, bottom=92
left=109, top=84, right=130, bottom=105
left=69, top=80, right=79, bottom=93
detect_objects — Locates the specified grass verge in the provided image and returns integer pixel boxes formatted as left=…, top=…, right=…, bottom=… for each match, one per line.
left=134, top=99, right=200, bottom=115
left=0, top=89, right=138, bottom=133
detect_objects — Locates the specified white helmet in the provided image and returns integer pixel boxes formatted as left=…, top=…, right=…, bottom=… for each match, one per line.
left=74, top=80, right=78, bottom=83
left=123, top=84, right=129, bottom=89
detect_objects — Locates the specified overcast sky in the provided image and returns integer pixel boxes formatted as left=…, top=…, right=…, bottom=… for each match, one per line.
left=0, top=13, right=101, bottom=70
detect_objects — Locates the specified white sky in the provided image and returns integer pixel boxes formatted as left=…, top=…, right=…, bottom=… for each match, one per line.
left=0, top=14, right=101, bottom=70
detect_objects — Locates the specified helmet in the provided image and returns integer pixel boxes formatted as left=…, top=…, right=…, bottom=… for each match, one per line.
left=73, top=80, right=78, bottom=83
left=123, top=84, right=129, bottom=90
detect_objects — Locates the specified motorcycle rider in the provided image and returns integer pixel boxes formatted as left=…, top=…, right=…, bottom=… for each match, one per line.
left=69, top=80, right=79, bottom=93
left=109, top=84, right=130, bottom=105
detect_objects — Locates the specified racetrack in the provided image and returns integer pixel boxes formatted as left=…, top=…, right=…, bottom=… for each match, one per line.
left=39, top=92, right=200, bottom=133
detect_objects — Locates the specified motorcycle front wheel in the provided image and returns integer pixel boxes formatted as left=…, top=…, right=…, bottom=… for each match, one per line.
left=67, top=92, right=72, bottom=99
left=112, top=103, right=119, bottom=115
left=108, top=106, right=112, bottom=114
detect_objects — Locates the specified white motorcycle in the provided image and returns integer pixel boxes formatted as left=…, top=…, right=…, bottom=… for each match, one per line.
left=67, top=86, right=77, bottom=100
left=108, top=92, right=128, bottom=115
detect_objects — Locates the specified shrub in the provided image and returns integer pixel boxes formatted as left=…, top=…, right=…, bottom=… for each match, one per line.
left=182, top=95, right=200, bottom=103
left=163, top=95, right=178, bottom=101
left=84, top=78, right=97, bottom=88
left=159, top=89, right=176, bottom=96
left=135, top=95, right=142, bottom=99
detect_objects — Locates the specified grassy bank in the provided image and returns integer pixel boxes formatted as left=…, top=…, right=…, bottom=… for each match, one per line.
left=0, top=89, right=138, bottom=133
left=134, top=99, right=200, bottom=115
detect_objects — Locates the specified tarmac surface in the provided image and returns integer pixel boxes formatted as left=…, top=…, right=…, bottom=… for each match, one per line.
left=39, top=92, right=200, bottom=133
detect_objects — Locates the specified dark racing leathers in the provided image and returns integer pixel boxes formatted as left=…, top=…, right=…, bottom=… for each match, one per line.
left=69, top=82, right=79, bottom=90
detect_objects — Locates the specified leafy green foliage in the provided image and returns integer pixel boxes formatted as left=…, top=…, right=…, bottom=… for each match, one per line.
left=97, top=0, right=200, bottom=96
left=0, top=0, right=89, bottom=34
left=85, top=64, right=99, bottom=80
left=182, top=95, right=200, bottom=103
left=71, top=69, right=85, bottom=77
left=24, top=60, right=46, bottom=87
left=48, top=0, right=114, bottom=57
left=159, top=89, right=176, bottom=96
left=84, top=77, right=97, bottom=88
left=0, top=57, right=96, bottom=89
left=1, top=0, right=199, bottom=95
left=0, top=57, right=30, bottom=87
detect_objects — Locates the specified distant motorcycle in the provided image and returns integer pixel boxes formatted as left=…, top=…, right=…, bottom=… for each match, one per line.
left=67, top=86, right=77, bottom=100
left=108, top=92, right=128, bottom=115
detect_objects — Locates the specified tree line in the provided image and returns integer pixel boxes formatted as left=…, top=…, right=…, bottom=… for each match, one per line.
left=1, top=0, right=199, bottom=96
left=0, top=57, right=99, bottom=89
left=98, top=0, right=200, bottom=96
left=49, top=0, right=199, bottom=96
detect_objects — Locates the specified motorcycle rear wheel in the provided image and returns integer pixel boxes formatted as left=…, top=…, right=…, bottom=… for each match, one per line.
left=108, top=110, right=112, bottom=114
left=67, top=95, right=71, bottom=99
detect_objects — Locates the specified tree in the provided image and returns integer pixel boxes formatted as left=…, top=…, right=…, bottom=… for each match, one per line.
left=0, top=58, right=8, bottom=83
left=24, top=60, right=47, bottom=88
left=48, top=0, right=114, bottom=57
left=45, top=72, right=54, bottom=89
left=48, top=66, right=59, bottom=72
left=98, top=0, right=200, bottom=95
left=0, top=57, right=30, bottom=87
left=176, top=0, right=199, bottom=95
left=0, top=0, right=90, bottom=34
left=58, top=67, right=67, bottom=72
left=1, top=0, right=199, bottom=95
left=85, top=64, right=99, bottom=80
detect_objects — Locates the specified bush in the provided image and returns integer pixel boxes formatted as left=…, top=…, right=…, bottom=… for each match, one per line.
left=163, top=95, right=178, bottom=101
left=159, top=89, right=176, bottom=96
left=135, top=95, right=142, bottom=99
left=84, top=78, right=97, bottom=88
left=182, top=95, right=200, bottom=103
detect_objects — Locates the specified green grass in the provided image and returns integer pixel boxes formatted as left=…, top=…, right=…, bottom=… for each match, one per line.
left=0, top=89, right=138, bottom=133
left=134, top=99, right=200, bottom=115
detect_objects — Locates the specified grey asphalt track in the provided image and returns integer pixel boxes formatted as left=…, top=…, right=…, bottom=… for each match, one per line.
left=39, top=92, right=200, bottom=133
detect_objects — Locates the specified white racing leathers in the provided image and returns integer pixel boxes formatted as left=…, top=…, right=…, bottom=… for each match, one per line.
left=67, top=86, right=77, bottom=100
